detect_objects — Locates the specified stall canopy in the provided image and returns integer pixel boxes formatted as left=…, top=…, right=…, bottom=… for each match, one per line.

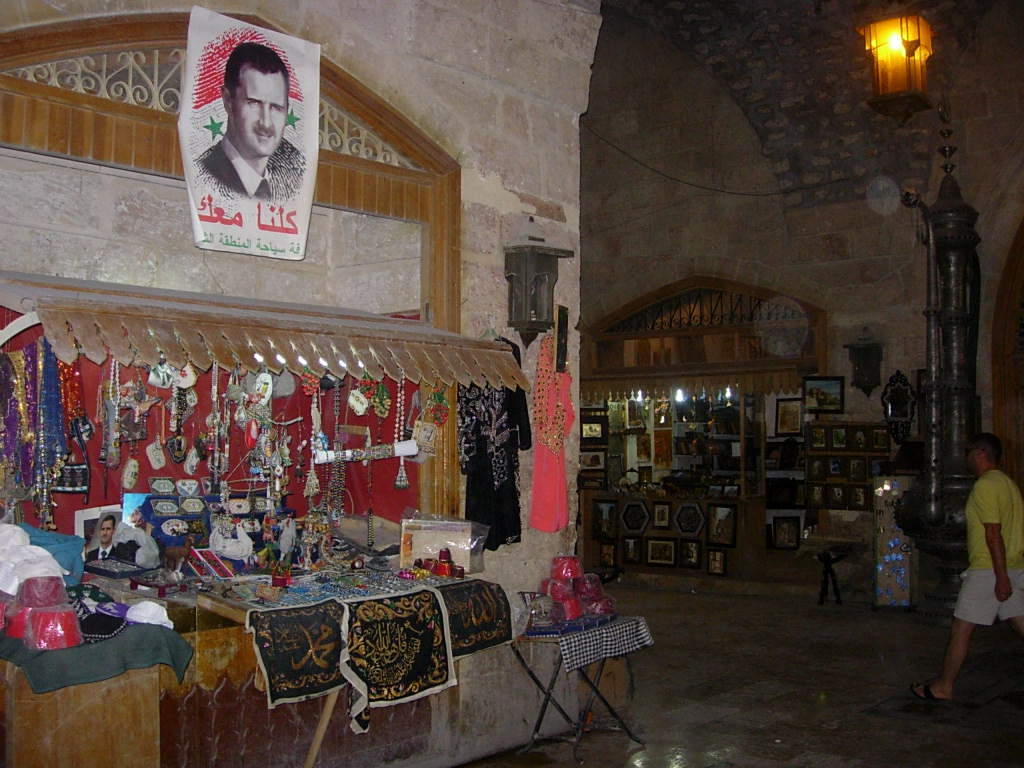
left=0, top=270, right=528, bottom=390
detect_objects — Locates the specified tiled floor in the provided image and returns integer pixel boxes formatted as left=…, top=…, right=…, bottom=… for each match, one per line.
left=461, top=584, right=1024, bottom=767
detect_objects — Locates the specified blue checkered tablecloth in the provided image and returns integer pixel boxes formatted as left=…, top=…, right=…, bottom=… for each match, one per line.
left=558, top=615, right=653, bottom=671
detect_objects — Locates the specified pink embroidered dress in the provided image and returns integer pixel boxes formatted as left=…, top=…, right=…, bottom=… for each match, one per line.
left=529, top=336, right=574, bottom=532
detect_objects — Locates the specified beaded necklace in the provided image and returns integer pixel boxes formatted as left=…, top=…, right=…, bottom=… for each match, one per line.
left=326, top=384, right=345, bottom=521
left=57, top=359, right=85, bottom=434
left=394, top=377, right=409, bottom=489
left=20, top=345, right=39, bottom=485
left=303, top=389, right=321, bottom=499
left=34, top=339, right=65, bottom=523
left=6, top=350, right=30, bottom=484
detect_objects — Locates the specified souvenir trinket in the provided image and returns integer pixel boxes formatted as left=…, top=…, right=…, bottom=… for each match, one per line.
left=121, top=457, right=139, bottom=490
left=149, top=477, right=176, bottom=495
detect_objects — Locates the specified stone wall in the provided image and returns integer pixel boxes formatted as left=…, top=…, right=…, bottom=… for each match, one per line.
left=0, top=2, right=602, bottom=765
left=582, top=1, right=1024, bottom=427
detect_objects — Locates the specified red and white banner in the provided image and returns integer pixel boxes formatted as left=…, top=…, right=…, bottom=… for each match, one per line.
left=178, top=6, right=320, bottom=260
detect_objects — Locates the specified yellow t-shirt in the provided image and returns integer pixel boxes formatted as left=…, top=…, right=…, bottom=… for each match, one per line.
left=965, top=469, right=1024, bottom=570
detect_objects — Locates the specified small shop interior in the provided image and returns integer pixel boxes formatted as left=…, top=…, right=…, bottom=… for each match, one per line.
left=576, top=383, right=906, bottom=605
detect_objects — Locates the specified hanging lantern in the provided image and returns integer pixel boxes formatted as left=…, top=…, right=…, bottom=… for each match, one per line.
left=503, top=215, right=574, bottom=348
left=858, top=15, right=933, bottom=123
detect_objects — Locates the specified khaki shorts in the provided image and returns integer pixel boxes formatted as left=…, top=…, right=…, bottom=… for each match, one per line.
left=953, top=568, right=1024, bottom=625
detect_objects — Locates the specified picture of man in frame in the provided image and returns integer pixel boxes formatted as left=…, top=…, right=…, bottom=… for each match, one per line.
left=196, top=42, right=306, bottom=202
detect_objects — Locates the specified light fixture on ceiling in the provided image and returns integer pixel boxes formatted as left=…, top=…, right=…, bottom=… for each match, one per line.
left=858, top=15, right=933, bottom=124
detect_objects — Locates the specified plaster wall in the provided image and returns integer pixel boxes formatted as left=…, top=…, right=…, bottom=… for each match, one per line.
left=582, top=2, right=1024, bottom=428
left=0, top=1, right=603, bottom=765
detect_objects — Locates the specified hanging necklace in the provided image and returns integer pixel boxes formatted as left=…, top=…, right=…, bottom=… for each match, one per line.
left=304, top=389, right=322, bottom=499
left=327, top=384, right=345, bottom=521
left=394, top=377, right=409, bottom=489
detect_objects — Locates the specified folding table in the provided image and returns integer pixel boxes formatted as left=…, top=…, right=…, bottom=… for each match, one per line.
left=510, top=615, right=653, bottom=761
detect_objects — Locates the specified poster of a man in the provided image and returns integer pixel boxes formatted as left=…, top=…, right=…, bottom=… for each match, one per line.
left=197, top=42, right=305, bottom=201
left=178, top=7, right=320, bottom=260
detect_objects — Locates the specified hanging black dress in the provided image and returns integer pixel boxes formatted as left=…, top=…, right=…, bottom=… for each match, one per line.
left=457, top=338, right=531, bottom=550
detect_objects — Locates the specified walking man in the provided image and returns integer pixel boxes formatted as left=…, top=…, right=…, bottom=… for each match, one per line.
left=911, top=432, right=1024, bottom=700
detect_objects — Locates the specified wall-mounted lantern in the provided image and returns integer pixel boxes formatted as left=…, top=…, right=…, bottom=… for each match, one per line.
left=844, top=329, right=884, bottom=397
left=858, top=15, right=933, bottom=123
left=504, top=216, right=573, bottom=348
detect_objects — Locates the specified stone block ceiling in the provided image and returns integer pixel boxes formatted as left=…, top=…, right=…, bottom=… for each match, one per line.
left=605, top=0, right=997, bottom=208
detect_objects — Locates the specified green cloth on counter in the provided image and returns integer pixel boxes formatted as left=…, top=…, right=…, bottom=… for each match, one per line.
left=0, top=623, right=193, bottom=693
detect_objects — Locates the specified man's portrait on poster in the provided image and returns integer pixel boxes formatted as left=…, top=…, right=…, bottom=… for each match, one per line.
left=196, top=41, right=305, bottom=202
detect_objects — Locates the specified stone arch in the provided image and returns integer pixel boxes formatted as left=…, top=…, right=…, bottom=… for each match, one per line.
left=581, top=276, right=828, bottom=399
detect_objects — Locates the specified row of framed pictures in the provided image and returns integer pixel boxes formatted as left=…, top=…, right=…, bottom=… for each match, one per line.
left=600, top=537, right=730, bottom=575
left=808, top=482, right=872, bottom=511
left=591, top=497, right=738, bottom=548
left=806, top=455, right=881, bottom=483
left=808, top=424, right=889, bottom=453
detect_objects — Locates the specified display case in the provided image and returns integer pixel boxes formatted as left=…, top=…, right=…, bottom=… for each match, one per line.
left=586, top=391, right=763, bottom=500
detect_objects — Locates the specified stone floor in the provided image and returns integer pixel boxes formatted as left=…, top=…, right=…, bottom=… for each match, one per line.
left=460, top=584, right=1024, bottom=767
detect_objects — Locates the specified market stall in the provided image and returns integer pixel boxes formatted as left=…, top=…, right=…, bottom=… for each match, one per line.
left=0, top=269, right=535, bottom=768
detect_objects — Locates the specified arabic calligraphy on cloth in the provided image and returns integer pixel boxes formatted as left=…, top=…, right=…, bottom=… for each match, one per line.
left=339, top=587, right=455, bottom=733
left=436, top=579, right=512, bottom=658
left=245, top=598, right=348, bottom=708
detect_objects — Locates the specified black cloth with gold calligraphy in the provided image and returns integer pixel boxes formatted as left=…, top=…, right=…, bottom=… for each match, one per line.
left=246, top=598, right=348, bottom=708
left=340, top=587, right=455, bottom=732
left=436, top=578, right=512, bottom=658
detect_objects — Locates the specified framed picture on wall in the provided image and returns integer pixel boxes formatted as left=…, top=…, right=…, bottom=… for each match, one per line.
left=580, top=450, right=607, bottom=471
left=828, top=484, right=847, bottom=509
left=580, top=411, right=609, bottom=447
left=646, top=537, right=676, bottom=567
left=803, top=376, right=845, bottom=414
left=599, top=542, right=617, bottom=568
left=622, top=537, right=642, bottom=564
left=829, top=426, right=847, bottom=450
left=707, top=548, right=727, bottom=576
left=807, top=457, right=827, bottom=481
left=828, top=457, right=847, bottom=477
left=774, top=397, right=802, bottom=436
left=847, top=458, right=867, bottom=483
left=680, top=540, right=702, bottom=569
left=674, top=502, right=705, bottom=537
left=771, top=515, right=801, bottom=550
left=810, top=426, right=827, bottom=449
left=652, top=502, right=672, bottom=529
left=706, top=503, right=737, bottom=547
left=848, top=484, right=871, bottom=511
left=808, top=483, right=826, bottom=508
left=592, top=499, right=618, bottom=539
left=621, top=501, right=650, bottom=534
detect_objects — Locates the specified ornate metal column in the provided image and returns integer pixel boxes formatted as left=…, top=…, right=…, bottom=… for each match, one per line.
left=898, top=122, right=981, bottom=620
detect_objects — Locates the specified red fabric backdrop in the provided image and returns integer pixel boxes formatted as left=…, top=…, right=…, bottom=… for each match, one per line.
left=1, top=309, right=420, bottom=535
